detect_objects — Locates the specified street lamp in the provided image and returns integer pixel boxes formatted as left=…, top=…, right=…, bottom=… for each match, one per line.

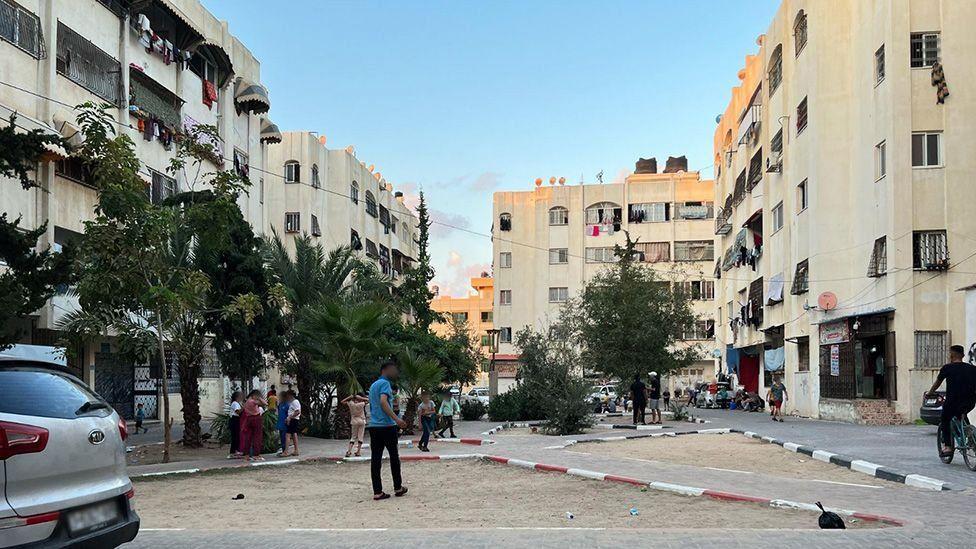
left=486, top=328, right=500, bottom=397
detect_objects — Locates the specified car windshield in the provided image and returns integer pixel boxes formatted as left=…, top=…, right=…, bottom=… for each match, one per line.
left=0, top=367, right=109, bottom=419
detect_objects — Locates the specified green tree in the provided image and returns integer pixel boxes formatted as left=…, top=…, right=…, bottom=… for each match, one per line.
left=396, top=191, right=439, bottom=330
left=0, top=115, right=74, bottom=349
left=569, top=231, right=699, bottom=384
left=385, top=322, right=477, bottom=388
left=396, top=349, right=443, bottom=434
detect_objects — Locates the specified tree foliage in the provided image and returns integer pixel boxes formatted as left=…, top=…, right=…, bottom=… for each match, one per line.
left=396, top=191, right=439, bottom=330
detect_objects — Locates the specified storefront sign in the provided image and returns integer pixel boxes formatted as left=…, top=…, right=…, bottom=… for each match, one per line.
left=820, top=320, right=850, bottom=345
left=830, top=345, right=840, bottom=377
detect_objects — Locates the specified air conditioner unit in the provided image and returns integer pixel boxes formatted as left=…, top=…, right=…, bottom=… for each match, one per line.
left=766, top=153, right=782, bottom=173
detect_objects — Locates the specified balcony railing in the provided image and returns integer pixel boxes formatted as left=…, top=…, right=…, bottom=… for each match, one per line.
left=714, top=207, right=732, bottom=235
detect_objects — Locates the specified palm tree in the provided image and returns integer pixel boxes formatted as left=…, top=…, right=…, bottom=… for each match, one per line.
left=295, top=299, right=397, bottom=438
left=397, top=350, right=443, bottom=435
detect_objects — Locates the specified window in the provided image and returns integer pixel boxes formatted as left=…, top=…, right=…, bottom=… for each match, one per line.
left=549, top=248, right=569, bottom=265
left=796, top=97, right=808, bottom=134
left=634, top=242, right=670, bottom=263
left=499, top=213, right=512, bottom=231
left=0, top=0, right=43, bottom=58
left=311, top=164, right=320, bottom=188
left=674, top=241, right=714, bottom=262
left=770, top=128, right=783, bottom=155
left=797, top=179, right=808, bottom=212
left=310, top=214, right=321, bottom=237
left=451, top=312, right=469, bottom=323
left=771, top=202, right=784, bottom=232
left=391, top=215, right=398, bottom=234
left=149, top=170, right=177, bottom=205
left=628, top=202, right=670, bottom=223
left=790, top=259, right=809, bottom=295
left=499, top=290, right=512, bottom=306
left=911, top=132, right=941, bottom=167
left=379, top=205, right=391, bottom=232
left=585, top=202, right=622, bottom=225
left=679, top=280, right=715, bottom=300
left=55, top=156, right=92, bottom=186
left=350, top=229, right=362, bottom=250
left=585, top=247, right=616, bottom=263
left=910, top=32, right=939, bottom=68
left=284, top=161, right=300, bottom=183
left=56, top=23, right=120, bottom=104
left=548, top=287, right=569, bottom=303
left=875, top=141, right=887, bottom=179
left=365, top=191, right=378, bottom=217
left=498, top=252, right=512, bottom=268
left=548, top=207, right=568, bottom=226
left=499, top=327, right=512, bottom=344
left=913, top=230, right=948, bottom=270
left=350, top=181, right=359, bottom=203
left=284, top=212, right=300, bottom=233
left=768, top=44, right=783, bottom=94
left=797, top=337, right=810, bottom=372
left=915, top=331, right=949, bottom=369
left=747, top=148, right=763, bottom=190
left=867, top=237, right=887, bottom=277
left=481, top=311, right=492, bottom=323
left=793, top=10, right=807, bottom=56
left=875, top=45, right=885, bottom=84
left=364, top=238, right=379, bottom=259
left=675, top=201, right=713, bottom=220
left=682, top=320, right=713, bottom=341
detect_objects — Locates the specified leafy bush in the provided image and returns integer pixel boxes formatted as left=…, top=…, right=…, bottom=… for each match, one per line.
left=487, top=389, right=523, bottom=421
left=209, top=412, right=280, bottom=454
left=460, top=399, right=486, bottom=420
left=669, top=401, right=689, bottom=422
left=542, top=378, right=593, bottom=435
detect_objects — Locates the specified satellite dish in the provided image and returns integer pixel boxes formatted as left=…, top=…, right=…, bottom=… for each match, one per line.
left=818, top=291, right=838, bottom=311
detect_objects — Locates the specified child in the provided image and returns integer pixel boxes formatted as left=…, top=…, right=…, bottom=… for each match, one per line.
left=134, top=403, right=147, bottom=434
left=227, top=391, right=243, bottom=458
left=240, top=390, right=267, bottom=462
left=342, top=393, right=369, bottom=457
left=276, top=391, right=290, bottom=456
left=417, top=391, right=437, bottom=452
left=285, top=390, right=302, bottom=456
left=436, top=391, right=460, bottom=438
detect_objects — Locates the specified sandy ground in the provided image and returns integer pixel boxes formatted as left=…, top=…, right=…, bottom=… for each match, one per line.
left=127, top=440, right=230, bottom=466
left=578, top=434, right=894, bottom=487
left=132, top=460, right=879, bottom=530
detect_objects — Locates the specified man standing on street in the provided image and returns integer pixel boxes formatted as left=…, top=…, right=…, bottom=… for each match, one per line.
left=368, top=360, right=408, bottom=500
left=648, top=372, right=662, bottom=425
left=927, top=345, right=976, bottom=456
left=629, top=374, right=647, bottom=425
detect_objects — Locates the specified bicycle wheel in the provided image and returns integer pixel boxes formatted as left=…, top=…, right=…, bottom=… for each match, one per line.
left=937, top=424, right=954, bottom=464
left=962, top=425, right=976, bottom=472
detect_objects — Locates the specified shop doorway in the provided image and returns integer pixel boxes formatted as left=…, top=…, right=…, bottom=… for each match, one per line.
left=853, top=332, right=897, bottom=400
left=739, top=353, right=760, bottom=393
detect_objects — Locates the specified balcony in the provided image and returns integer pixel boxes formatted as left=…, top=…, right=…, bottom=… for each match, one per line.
left=714, top=207, right=732, bottom=235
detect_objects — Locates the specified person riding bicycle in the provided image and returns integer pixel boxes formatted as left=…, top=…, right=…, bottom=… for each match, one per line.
left=925, top=345, right=976, bottom=456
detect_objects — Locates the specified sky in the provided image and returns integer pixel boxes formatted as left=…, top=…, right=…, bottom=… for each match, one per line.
left=202, top=0, right=780, bottom=297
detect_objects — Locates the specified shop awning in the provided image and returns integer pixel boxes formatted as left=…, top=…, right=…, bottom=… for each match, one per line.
left=234, top=79, right=270, bottom=115
left=742, top=208, right=763, bottom=228
left=810, top=307, right=895, bottom=325
left=259, top=118, right=282, bottom=144
left=130, top=0, right=205, bottom=51
left=193, top=42, right=235, bottom=89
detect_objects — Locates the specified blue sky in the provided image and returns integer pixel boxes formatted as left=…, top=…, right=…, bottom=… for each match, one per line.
left=202, top=0, right=779, bottom=296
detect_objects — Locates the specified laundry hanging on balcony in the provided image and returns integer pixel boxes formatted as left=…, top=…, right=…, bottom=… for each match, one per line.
left=763, top=346, right=785, bottom=372
left=765, top=272, right=784, bottom=305
left=234, top=79, right=270, bottom=115
left=260, top=118, right=282, bottom=144
left=931, top=61, right=949, bottom=104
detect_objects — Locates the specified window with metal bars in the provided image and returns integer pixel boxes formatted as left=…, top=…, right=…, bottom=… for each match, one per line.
left=585, top=202, right=622, bottom=225
left=129, top=69, right=181, bottom=128
left=55, top=157, right=93, bottom=186
left=284, top=212, right=300, bottom=233
left=350, top=181, right=359, bottom=203
left=768, top=44, right=783, bottom=95
left=914, top=331, right=949, bottom=369
left=749, top=277, right=764, bottom=326
left=56, top=22, right=121, bottom=104
left=379, top=245, right=390, bottom=275
left=790, top=259, right=809, bottom=295
left=910, top=32, right=939, bottom=68
left=796, top=97, right=808, bottom=134
left=150, top=170, right=177, bottom=205
left=379, top=205, right=391, bottom=232
left=311, top=214, right=321, bottom=237
left=793, top=10, right=807, bottom=56
left=913, top=230, right=948, bottom=270
left=771, top=129, right=783, bottom=155
left=311, top=165, right=320, bottom=188
left=364, top=238, right=378, bottom=259
left=365, top=191, right=378, bottom=217
left=0, top=0, right=44, bottom=58
left=867, top=237, right=887, bottom=277
left=747, top=148, right=763, bottom=190
left=733, top=170, right=747, bottom=206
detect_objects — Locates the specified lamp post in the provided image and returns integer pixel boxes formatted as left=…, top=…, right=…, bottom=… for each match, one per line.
left=487, top=328, right=500, bottom=397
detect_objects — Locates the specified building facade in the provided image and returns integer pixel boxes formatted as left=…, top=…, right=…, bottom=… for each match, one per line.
left=712, top=0, right=976, bottom=423
left=430, top=276, right=494, bottom=389
left=491, top=162, right=718, bottom=392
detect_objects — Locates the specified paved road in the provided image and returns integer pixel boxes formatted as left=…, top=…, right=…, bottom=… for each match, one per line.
left=121, top=415, right=975, bottom=547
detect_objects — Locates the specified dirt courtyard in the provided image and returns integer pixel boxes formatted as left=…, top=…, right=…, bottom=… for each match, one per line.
left=132, top=460, right=879, bottom=530
left=578, top=433, right=895, bottom=487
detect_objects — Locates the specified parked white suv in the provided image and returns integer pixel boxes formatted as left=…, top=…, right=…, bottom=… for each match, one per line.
left=462, top=387, right=490, bottom=406
left=0, top=358, right=140, bottom=547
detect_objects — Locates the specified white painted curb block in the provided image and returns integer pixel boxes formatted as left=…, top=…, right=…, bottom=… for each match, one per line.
left=812, top=450, right=835, bottom=463
left=566, top=468, right=606, bottom=481
left=850, top=460, right=880, bottom=475
left=904, top=474, right=945, bottom=491
left=649, top=481, right=705, bottom=497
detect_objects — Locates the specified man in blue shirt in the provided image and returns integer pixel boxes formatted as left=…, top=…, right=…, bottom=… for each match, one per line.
left=368, top=360, right=407, bottom=500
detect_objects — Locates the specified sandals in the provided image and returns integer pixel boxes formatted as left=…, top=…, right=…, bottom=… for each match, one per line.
left=373, top=493, right=391, bottom=501
left=395, top=487, right=408, bottom=497
left=345, top=451, right=353, bottom=458
left=354, top=451, right=361, bottom=457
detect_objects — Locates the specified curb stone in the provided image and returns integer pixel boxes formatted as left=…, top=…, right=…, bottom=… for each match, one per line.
left=560, top=428, right=731, bottom=448
left=731, top=429, right=954, bottom=491
left=481, top=421, right=546, bottom=436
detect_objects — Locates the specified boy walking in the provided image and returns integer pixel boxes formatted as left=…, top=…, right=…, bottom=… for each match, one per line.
left=417, top=391, right=437, bottom=452
left=436, top=391, right=460, bottom=438
left=767, top=376, right=789, bottom=422
left=134, top=403, right=147, bottom=434
left=368, top=361, right=407, bottom=500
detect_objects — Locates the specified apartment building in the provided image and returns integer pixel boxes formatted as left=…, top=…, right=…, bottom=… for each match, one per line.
left=431, top=275, right=494, bottom=389
left=712, top=0, right=976, bottom=423
left=264, top=132, right=420, bottom=278
left=492, top=160, right=718, bottom=392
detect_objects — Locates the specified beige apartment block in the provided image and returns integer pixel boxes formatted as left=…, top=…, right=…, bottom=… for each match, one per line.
left=492, top=161, right=719, bottom=392
left=264, top=131, right=420, bottom=277
left=712, top=0, right=976, bottom=423
left=431, top=276, right=494, bottom=389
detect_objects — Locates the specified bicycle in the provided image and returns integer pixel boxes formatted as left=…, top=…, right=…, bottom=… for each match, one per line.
left=937, top=413, right=976, bottom=471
